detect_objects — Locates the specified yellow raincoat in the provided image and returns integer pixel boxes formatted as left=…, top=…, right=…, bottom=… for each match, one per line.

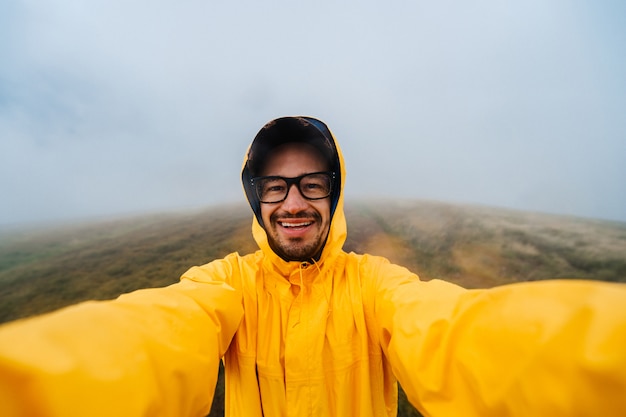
left=1, top=116, right=626, bottom=417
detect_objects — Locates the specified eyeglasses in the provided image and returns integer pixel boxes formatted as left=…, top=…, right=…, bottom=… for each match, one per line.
left=251, top=171, right=335, bottom=203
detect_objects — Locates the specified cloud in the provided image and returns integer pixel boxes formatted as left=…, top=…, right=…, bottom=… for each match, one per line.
left=1, top=1, right=625, bottom=225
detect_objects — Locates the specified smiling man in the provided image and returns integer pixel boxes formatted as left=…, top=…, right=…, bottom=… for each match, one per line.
left=254, top=142, right=333, bottom=261
left=242, top=117, right=341, bottom=264
left=0, top=116, right=625, bottom=417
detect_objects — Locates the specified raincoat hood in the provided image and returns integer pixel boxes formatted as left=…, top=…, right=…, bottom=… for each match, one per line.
left=241, top=116, right=347, bottom=264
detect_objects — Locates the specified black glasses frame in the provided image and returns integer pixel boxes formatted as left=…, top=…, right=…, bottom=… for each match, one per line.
left=251, top=171, right=336, bottom=203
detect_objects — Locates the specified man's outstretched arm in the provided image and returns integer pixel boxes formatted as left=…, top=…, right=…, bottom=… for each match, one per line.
left=0, top=278, right=243, bottom=417
left=372, top=261, right=626, bottom=417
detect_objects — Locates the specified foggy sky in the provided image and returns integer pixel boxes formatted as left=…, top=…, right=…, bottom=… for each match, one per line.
left=1, top=1, right=625, bottom=227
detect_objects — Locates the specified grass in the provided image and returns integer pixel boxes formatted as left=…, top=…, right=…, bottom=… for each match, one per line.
left=345, top=199, right=626, bottom=287
left=0, top=204, right=257, bottom=322
left=1, top=199, right=625, bottom=416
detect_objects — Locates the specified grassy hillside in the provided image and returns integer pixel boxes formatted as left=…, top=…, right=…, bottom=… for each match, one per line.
left=346, top=199, right=626, bottom=287
left=0, top=204, right=257, bottom=323
left=1, top=199, right=624, bottom=416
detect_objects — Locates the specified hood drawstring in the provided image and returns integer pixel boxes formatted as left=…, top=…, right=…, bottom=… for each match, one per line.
left=309, top=259, right=334, bottom=318
left=291, top=263, right=306, bottom=328
left=291, top=260, right=333, bottom=327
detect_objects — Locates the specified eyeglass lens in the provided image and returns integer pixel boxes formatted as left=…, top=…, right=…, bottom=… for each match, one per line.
left=256, top=172, right=332, bottom=203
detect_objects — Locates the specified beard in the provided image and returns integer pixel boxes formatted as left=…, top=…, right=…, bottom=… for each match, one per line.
left=266, top=211, right=329, bottom=262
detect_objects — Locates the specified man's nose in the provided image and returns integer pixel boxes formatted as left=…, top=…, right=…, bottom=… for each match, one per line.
left=281, top=184, right=308, bottom=213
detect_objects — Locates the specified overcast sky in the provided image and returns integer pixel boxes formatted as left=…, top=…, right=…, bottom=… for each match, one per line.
left=1, top=1, right=625, bottom=227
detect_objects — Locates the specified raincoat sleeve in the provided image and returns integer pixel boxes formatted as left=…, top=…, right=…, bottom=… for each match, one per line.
left=0, top=261, right=243, bottom=417
left=371, top=258, right=626, bottom=417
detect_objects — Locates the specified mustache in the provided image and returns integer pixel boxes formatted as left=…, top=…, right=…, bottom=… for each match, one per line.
left=270, top=211, right=322, bottom=221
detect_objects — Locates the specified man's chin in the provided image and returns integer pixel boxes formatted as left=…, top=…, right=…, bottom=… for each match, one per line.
left=271, top=240, right=321, bottom=262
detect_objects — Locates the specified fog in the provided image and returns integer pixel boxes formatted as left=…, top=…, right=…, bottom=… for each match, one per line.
left=2, top=1, right=625, bottom=226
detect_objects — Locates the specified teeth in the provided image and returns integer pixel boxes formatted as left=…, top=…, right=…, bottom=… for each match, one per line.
left=280, top=221, right=312, bottom=228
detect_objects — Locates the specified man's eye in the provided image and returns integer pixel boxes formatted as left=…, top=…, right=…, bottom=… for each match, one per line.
left=304, top=182, right=323, bottom=190
left=261, top=180, right=286, bottom=194
left=266, top=185, right=286, bottom=192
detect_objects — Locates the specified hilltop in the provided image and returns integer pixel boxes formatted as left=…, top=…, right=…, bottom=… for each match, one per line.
left=1, top=199, right=624, bottom=324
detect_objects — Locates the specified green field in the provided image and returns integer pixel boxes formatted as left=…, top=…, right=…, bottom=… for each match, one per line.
left=1, top=199, right=625, bottom=416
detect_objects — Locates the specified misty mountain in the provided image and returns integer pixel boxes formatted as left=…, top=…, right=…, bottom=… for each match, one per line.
left=1, top=199, right=625, bottom=324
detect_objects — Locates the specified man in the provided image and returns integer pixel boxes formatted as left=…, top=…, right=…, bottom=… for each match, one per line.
left=0, top=116, right=625, bottom=417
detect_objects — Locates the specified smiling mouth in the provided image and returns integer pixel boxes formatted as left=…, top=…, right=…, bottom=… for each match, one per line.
left=279, top=221, right=313, bottom=228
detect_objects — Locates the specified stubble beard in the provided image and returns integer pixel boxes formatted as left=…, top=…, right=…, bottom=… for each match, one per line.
left=267, top=212, right=329, bottom=262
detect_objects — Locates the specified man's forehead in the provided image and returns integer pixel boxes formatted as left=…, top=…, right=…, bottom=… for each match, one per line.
left=260, top=142, right=329, bottom=176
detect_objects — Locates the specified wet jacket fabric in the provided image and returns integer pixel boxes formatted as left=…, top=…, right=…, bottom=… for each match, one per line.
left=1, top=118, right=626, bottom=417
